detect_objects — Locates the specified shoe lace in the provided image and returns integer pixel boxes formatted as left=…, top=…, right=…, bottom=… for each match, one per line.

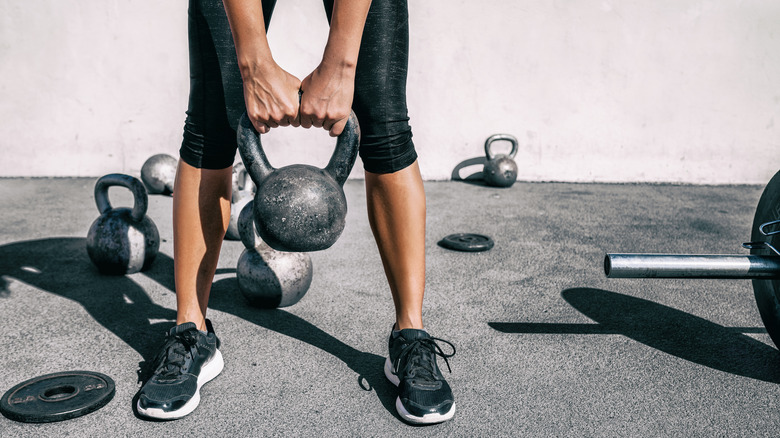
left=152, top=330, right=199, bottom=380
left=397, top=337, right=456, bottom=381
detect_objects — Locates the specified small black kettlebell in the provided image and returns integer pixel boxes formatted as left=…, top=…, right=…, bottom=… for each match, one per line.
left=86, top=173, right=160, bottom=275
left=237, top=112, right=361, bottom=252
left=483, top=134, right=519, bottom=188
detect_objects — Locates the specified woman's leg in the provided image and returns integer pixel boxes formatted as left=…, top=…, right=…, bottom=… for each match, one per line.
left=330, top=0, right=456, bottom=424
left=175, top=0, right=278, bottom=329
left=137, top=0, right=276, bottom=420
left=365, top=162, right=426, bottom=330
left=172, top=161, right=232, bottom=330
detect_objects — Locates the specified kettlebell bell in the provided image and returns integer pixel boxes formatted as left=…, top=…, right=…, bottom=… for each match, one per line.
left=225, top=162, right=255, bottom=241
left=236, top=201, right=314, bottom=308
left=482, top=134, right=519, bottom=188
left=237, top=111, right=360, bottom=252
left=86, top=173, right=160, bottom=275
left=141, top=154, right=177, bottom=195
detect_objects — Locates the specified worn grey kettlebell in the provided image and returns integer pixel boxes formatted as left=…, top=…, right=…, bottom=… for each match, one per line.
left=236, top=201, right=314, bottom=308
left=86, top=173, right=160, bottom=275
left=237, top=111, right=360, bottom=252
left=141, top=154, right=177, bottom=195
left=225, top=162, right=255, bottom=241
left=483, top=134, right=519, bottom=188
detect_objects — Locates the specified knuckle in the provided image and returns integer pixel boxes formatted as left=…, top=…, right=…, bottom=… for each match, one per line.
left=247, top=110, right=264, bottom=123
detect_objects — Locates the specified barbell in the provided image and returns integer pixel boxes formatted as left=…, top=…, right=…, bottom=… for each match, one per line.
left=605, top=169, right=780, bottom=350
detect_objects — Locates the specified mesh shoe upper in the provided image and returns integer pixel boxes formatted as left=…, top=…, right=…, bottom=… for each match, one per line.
left=138, top=320, right=220, bottom=412
left=388, top=328, right=456, bottom=418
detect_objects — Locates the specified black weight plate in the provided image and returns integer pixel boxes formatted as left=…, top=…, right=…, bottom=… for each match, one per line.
left=750, top=169, right=780, bottom=350
left=0, top=371, right=115, bottom=423
left=438, top=233, right=494, bottom=252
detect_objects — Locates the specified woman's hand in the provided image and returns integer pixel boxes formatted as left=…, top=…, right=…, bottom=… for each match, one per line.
left=241, top=61, right=301, bottom=134
left=223, top=0, right=301, bottom=134
left=299, top=0, right=370, bottom=137
left=299, top=61, right=356, bottom=137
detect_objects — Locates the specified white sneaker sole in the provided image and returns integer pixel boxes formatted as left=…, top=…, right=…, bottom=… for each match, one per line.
left=137, top=349, right=224, bottom=420
left=383, top=356, right=456, bottom=425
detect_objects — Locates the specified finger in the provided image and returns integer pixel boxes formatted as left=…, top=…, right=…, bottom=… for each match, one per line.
left=282, top=103, right=299, bottom=128
left=280, top=109, right=299, bottom=127
left=291, top=112, right=301, bottom=128
left=329, top=118, right=347, bottom=137
left=299, top=115, right=312, bottom=129
left=254, top=122, right=270, bottom=134
left=323, top=118, right=336, bottom=132
left=311, top=118, right=325, bottom=129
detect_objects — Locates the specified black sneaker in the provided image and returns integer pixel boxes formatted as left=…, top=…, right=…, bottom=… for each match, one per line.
left=384, top=328, right=456, bottom=424
left=136, top=320, right=224, bottom=419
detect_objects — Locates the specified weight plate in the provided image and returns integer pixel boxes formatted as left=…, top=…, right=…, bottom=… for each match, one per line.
left=751, top=169, right=780, bottom=350
left=0, top=371, right=115, bottom=423
left=438, top=233, right=494, bottom=252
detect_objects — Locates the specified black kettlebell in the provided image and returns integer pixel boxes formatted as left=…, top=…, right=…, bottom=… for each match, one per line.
left=237, top=112, right=360, bottom=252
left=483, top=134, right=519, bottom=188
left=86, top=173, right=160, bottom=275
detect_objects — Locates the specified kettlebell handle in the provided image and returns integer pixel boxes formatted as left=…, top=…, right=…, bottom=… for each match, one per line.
left=325, top=112, right=361, bottom=186
left=94, top=173, right=149, bottom=222
left=237, top=111, right=361, bottom=187
left=484, top=134, right=518, bottom=160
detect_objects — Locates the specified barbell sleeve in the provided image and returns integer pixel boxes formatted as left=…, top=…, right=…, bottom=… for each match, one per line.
left=604, top=254, right=780, bottom=279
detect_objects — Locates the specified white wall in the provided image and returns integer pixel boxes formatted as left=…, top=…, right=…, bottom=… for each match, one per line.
left=1, top=0, right=779, bottom=183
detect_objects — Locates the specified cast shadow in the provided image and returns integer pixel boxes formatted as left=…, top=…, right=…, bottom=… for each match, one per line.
left=0, top=237, right=398, bottom=419
left=489, top=288, right=780, bottom=384
left=208, top=276, right=400, bottom=420
left=0, top=237, right=177, bottom=384
left=451, top=156, right=489, bottom=187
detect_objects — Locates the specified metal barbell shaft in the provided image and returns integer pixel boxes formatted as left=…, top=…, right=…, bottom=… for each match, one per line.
left=605, top=254, right=780, bottom=279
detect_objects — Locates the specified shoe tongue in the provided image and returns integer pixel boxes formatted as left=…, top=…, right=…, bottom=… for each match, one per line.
left=169, top=322, right=198, bottom=337
left=398, top=328, right=430, bottom=341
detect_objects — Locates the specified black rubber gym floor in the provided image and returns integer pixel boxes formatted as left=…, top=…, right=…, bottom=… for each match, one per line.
left=1, top=178, right=777, bottom=436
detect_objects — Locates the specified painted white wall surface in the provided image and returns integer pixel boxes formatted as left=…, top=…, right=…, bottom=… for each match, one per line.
left=1, top=0, right=778, bottom=183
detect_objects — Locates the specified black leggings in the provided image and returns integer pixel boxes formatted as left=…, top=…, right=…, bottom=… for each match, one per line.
left=181, top=0, right=417, bottom=174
